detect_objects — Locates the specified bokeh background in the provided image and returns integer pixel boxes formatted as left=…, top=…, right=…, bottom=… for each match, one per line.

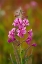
left=0, top=0, right=42, bottom=64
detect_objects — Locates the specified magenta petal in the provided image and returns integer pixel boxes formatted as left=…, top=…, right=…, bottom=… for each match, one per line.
left=8, top=38, right=16, bottom=43
left=23, top=18, right=29, bottom=26
left=12, top=38, right=16, bottom=41
left=26, top=35, right=32, bottom=44
left=12, top=18, right=22, bottom=27
left=8, top=39, right=12, bottom=43
left=30, top=1, right=37, bottom=7
left=32, top=43, right=37, bottom=47
left=28, top=29, right=33, bottom=36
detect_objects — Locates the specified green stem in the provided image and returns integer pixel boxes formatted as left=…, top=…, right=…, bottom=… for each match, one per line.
left=20, top=44, right=22, bottom=64
left=10, top=54, right=14, bottom=64
left=12, top=43, right=20, bottom=64
left=24, top=45, right=32, bottom=64
left=19, top=38, right=22, bottom=64
left=25, top=45, right=32, bottom=58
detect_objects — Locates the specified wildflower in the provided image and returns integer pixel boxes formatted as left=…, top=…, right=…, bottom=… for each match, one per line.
left=26, top=35, right=32, bottom=44
left=7, top=8, right=37, bottom=64
left=8, top=28, right=16, bottom=43
left=26, top=29, right=33, bottom=44
left=8, top=38, right=16, bottom=43
left=12, top=18, right=22, bottom=27
left=28, top=29, right=33, bottom=37
left=8, top=39, right=12, bottom=43
left=16, top=27, right=26, bottom=38
left=18, top=23, right=25, bottom=29
left=30, top=1, right=37, bottom=8
left=32, top=43, right=37, bottom=47
left=23, top=18, right=29, bottom=26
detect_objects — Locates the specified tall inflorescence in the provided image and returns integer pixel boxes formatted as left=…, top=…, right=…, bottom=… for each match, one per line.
left=7, top=8, right=37, bottom=64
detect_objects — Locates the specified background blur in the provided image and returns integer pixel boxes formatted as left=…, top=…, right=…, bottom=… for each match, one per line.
left=0, top=0, right=42, bottom=64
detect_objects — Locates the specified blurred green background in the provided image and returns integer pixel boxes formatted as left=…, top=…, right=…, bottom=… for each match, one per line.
left=0, top=0, right=42, bottom=64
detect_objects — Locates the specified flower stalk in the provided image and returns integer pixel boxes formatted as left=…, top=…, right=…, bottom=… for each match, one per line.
left=12, top=43, right=20, bottom=64
left=20, top=44, right=22, bottom=64
left=10, top=54, right=14, bottom=64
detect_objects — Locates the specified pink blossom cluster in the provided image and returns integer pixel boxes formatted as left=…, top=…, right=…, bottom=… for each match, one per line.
left=8, top=18, right=37, bottom=46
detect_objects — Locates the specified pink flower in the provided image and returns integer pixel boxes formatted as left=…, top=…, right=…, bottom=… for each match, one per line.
left=8, top=28, right=16, bottom=38
left=32, top=43, right=37, bottom=47
left=16, top=27, right=26, bottom=38
left=26, top=35, right=32, bottom=44
left=18, top=23, right=25, bottom=29
left=12, top=18, right=22, bottom=27
left=28, top=29, right=33, bottom=37
left=23, top=18, right=29, bottom=26
left=26, top=29, right=33, bottom=44
left=30, top=1, right=37, bottom=8
left=11, top=28, right=16, bottom=32
left=8, top=28, right=16, bottom=43
left=8, top=38, right=16, bottom=43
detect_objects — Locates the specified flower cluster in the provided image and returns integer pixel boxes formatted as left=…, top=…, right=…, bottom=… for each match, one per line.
left=12, top=18, right=29, bottom=38
left=8, top=17, right=37, bottom=46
